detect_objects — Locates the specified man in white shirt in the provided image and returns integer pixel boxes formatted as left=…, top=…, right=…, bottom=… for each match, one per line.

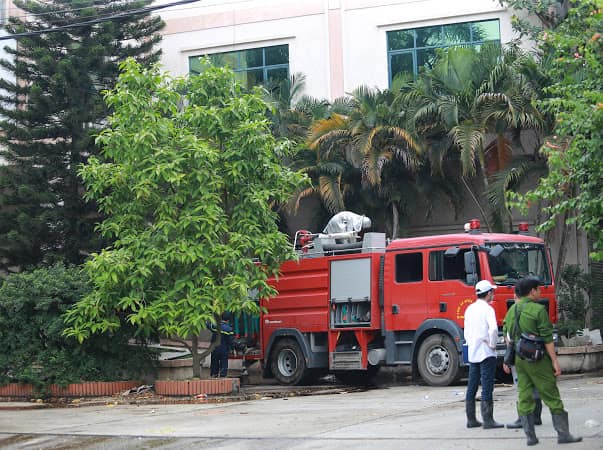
left=464, top=280, right=503, bottom=429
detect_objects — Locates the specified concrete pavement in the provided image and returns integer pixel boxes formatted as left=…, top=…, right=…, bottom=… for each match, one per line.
left=0, top=374, right=602, bottom=449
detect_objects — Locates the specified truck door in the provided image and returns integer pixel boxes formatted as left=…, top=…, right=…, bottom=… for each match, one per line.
left=383, top=250, right=427, bottom=331
left=427, top=247, right=480, bottom=327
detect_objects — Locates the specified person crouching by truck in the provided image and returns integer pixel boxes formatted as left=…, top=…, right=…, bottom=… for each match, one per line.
left=210, top=312, right=234, bottom=378
left=464, top=280, right=503, bottom=429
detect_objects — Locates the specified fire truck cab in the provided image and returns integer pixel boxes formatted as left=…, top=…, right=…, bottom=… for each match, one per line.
left=253, top=219, right=556, bottom=387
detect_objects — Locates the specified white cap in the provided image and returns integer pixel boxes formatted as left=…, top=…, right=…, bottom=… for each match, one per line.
left=475, top=280, right=497, bottom=295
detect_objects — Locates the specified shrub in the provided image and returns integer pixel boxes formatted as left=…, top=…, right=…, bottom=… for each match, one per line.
left=557, top=264, right=602, bottom=338
left=0, top=264, right=157, bottom=390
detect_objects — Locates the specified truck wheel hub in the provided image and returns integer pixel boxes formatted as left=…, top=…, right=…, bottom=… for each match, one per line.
left=427, top=346, right=450, bottom=375
left=277, top=349, right=298, bottom=376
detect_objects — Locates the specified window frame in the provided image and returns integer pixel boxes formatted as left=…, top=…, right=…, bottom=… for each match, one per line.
left=189, top=44, right=289, bottom=89
left=387, top=19, right=501, bottom=84
left=395, top=252, right=424, bottom=284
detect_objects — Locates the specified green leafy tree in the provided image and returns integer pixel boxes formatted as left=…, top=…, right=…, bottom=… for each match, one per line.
left=264, top=72, right=331, bottom=142
left=64, top=60, right=307, bottom=378
left=0, top=264, right=156, bottom=390
left=0, top=0, right=164, bottom=273
left=508, top=1, right=603, bottom=262
left=401, top=44, right=543, bottom=231
left=498, top=0, right=571, bottom=38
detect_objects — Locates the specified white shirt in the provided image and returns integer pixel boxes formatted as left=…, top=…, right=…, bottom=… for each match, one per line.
left=464, top=298, right=498, bottom=363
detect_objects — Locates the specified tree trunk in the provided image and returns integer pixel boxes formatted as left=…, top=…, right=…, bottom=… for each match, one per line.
left=554, top=187, right=576, bottom=281
left=554, top=215, right=571, bottom=282
left=191, top=335, right=201, bottom=378
left=391, top=202, right=399, bottom=239
left=461, top=177, right=493, bottom=232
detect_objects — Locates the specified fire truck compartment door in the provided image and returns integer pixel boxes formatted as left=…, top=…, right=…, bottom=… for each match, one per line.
left=330, top=258, right=372, bottom=327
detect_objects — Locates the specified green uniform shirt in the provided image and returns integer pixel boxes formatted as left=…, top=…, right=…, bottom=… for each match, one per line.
left=503, top=297, right=554, bottom=344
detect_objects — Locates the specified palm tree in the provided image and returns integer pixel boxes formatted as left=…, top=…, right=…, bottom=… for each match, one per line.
left=401, top=43, right=544, bottom=231
left=306, top=86, right=423, bottom=237
left=263, top=72, right=331, bottom=142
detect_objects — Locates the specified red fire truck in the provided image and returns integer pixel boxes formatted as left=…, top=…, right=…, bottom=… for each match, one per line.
left=243, top=219, right=557, bottom=387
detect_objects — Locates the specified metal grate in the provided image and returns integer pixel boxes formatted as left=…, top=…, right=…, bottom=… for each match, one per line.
left=330, top=351, right=363, bottom=370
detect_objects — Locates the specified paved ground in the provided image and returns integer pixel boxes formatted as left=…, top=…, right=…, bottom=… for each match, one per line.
left=0, top=373, right=602, bottom=450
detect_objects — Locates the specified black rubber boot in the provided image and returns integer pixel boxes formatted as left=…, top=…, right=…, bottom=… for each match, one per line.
left=533, top=398, right=542, bottom=425
left=481, top=400, right=504, bottom=429
left=552, top=411, right=582, bottom=444
left=520, top=414, right=539, bottom=446
left=466, top=400, right=482, bottom=428
left=507, top=402, right=523, bottom=428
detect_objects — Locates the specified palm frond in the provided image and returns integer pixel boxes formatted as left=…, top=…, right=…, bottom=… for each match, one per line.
left=318, top=174, right=346, bottom=213
left=288, top=185, right=318, bottom=214
left=307, top=113, right=349, bottom=148
left=450, top=123, right=483, bottom=177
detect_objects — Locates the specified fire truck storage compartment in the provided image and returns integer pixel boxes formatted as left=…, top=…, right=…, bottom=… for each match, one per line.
left=330, top=258, right=372, bottom=327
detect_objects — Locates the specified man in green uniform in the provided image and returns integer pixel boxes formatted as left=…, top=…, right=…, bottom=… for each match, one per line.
left=503, top=277, right=582, bottom=446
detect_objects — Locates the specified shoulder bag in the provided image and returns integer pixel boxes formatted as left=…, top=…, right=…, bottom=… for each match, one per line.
left=514, top=303, right=545, bottom=362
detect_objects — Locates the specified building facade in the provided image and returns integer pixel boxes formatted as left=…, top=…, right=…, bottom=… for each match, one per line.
left=157, top=0, right=526, bottom=101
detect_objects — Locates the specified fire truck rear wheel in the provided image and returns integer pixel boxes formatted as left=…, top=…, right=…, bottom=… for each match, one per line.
left=271, top=338, right=308, bottom=386
left=417, top=334, right=460, bottom=387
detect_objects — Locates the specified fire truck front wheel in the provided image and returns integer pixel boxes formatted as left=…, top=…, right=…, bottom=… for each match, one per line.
left=271, top=338, right=308, bottom=385
left=417, top=334, right=460, bottom=387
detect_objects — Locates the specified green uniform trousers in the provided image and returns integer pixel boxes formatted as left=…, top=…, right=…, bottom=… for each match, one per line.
left=516, top=355, right=564, bottom=415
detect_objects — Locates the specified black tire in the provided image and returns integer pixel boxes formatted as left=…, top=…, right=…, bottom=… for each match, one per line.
left=417, top=334, right=460, bottom=386
left=270, top=338, right=308, bottom=385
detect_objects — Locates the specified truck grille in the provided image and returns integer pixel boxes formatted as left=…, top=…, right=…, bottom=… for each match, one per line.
left=330, top=351, right=363, bottom=370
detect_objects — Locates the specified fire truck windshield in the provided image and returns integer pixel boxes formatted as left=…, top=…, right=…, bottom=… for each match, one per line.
left=487, top=243, right=552, bottom=286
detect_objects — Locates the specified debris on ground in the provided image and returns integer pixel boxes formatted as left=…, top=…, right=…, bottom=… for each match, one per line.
left=122, top=384, right=154, bottom=396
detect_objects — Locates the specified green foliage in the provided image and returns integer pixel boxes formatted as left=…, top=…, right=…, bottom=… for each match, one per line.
left=303, top=86, right=422, bottom=236
left=556, top=265, right=599, bottom=338
left=0, top=265, right=156, bottom=389
left=63, top=60, right=307, bottom=373
left=401, top=43, right=544, bottom=232
left=508, top=1, right=603, bottom=261
left=0, top=0, right=164, bottom=273
left=499, top=0, right=571, bottom=37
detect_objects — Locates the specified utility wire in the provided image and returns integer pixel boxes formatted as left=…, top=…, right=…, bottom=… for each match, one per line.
left=3, top=0, right=192, bottom=24
left=0, top=0, right=200, bottom=41
left=6, top=0, right=145, bottom=21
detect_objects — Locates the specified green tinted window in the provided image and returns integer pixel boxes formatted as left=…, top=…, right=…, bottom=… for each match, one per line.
left=471, top=20, right=500, bottom=41
left=443, top=23, right=471, bottom=45
left=265, top=45, right=289, bottom=65
left=387, top=19, right=500, bottom=83
left=390, top=52, right=414, bottom=78
left=415, top=26, right=443, bottom=48
left=189, top=44, right=289, bottom=90
left=388, top=29, right=414, bottom=51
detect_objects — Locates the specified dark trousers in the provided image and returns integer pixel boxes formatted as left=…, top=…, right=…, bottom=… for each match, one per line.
left=210, top=347, right=229, bottom=377
left=466, top=356, right=497, bottom=402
